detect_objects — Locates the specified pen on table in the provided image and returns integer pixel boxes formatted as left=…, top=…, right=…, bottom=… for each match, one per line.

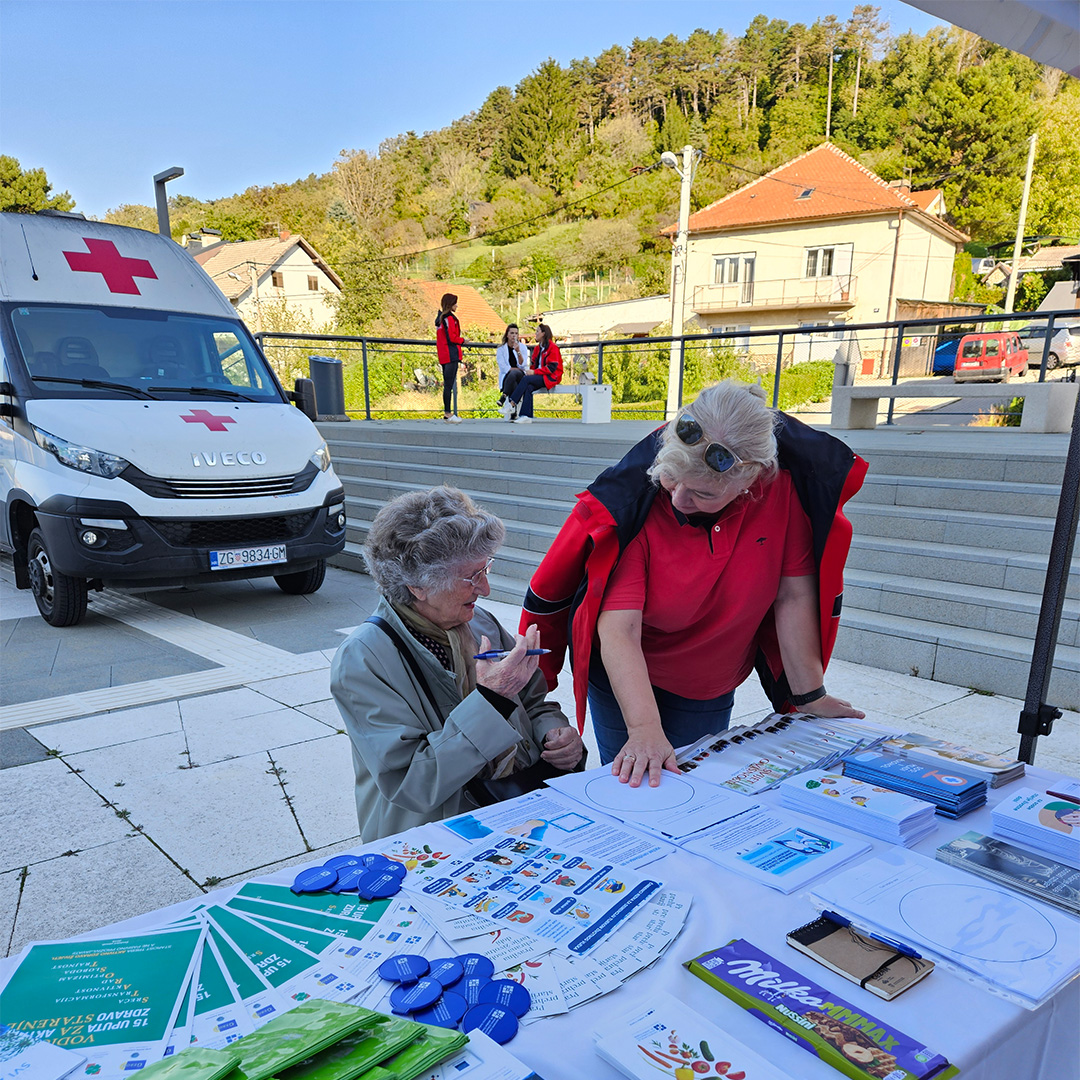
left=822, top=911, right=922, bottom=959
left=473, top=648, right=551, bottom=660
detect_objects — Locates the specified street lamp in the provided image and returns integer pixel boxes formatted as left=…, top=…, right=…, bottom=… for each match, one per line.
left=153, top=167, right=184, bottom=241
left=662, top=146, right=701, bottom=419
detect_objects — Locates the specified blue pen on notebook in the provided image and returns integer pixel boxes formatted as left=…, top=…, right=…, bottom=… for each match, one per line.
left=473, top=648, right=551, bottom=660
left=822, top=910, right=922, bottom=959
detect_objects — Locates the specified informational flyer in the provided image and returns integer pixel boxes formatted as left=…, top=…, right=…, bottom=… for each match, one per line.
left=401, top=831, right=663, bottom=955
left=188, top=935, right=255, bottom=1050
left=681, top=804, right=870, bottom=893
left=0, top=925, right=203, bottom=1079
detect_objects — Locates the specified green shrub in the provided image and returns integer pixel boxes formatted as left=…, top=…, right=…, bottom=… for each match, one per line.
left=763, top=360, right=835, bottom=410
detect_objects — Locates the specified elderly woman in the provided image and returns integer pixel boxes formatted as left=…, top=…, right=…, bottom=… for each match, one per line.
left=331, top=486, right=584, bottom=841
left=523, top=381, right=868, bottom=788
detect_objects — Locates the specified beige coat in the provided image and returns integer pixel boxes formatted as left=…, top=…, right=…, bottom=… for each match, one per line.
left=331, top=599, right=570, bottom=841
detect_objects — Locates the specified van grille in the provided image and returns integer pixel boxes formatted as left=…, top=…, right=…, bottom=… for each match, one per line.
left=148, top=511, right=319, bottom=548
left=121, top=462, right=318, bottom=498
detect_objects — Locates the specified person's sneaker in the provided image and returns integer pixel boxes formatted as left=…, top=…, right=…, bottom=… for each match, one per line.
left=444, top=414, right=463, bottom=424
left=513, top=415, right=533, bottom=424
left=500, top=400, right=513, bottom=420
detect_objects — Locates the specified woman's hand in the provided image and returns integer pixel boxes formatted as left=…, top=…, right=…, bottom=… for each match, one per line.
left=475, top=626, right=540, bottom=699
left=612, top=731, right=679, bottom=788
left=797, top=693, right=865, bottom=720
left=541, top=725, right=584, bottom=770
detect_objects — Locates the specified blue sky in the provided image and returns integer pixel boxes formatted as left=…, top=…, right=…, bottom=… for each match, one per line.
left=1, top=1, right=941, bottom=218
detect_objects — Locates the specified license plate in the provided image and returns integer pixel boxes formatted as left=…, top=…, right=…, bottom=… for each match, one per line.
left=209, top=544, right=287, bottom=570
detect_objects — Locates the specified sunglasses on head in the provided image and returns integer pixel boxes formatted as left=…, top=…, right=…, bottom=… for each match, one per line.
left=675, top=414, right=746, bottom=474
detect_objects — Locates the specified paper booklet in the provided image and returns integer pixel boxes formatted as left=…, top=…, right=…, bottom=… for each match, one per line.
left=990, top=786, right=1080, bottom=864
left=883, top=732, right=1025, bottom=787
left=0, top=1026, right=85, bottom=1080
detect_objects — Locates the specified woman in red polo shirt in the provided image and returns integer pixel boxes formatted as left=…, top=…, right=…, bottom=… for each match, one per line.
left=591, top=381, right=864, bottom=787
left=435, top=293, right=464, bottom=424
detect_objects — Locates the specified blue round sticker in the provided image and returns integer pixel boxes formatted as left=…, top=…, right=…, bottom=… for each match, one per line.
left=359, top=853, right=392, bottom=870
left=426, top=958, right=464, bottom=988
left=356, top=870, right=401, bottom=900
left=382, top=860, right=408, bottom=880
left=291, top=867, right=337, bottom=894
left=389, top=977, right=443, bottom=1014
left=479, top=979, right=531, bottom=1017
left=462, top=1003, right=518, bottom=1044
left=330, top=866, right=368, bottom=893
left=322, top=854, right=363, bottom=871
left=458, top=976, right=491, bottom=1007
left=456, top=953, right=495, bottom=980
left=413, top=990, right=467, bottom=1028
left=378, top=954, right=429, bottom=985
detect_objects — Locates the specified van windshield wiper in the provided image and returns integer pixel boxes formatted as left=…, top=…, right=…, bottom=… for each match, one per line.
left=34, top=376, right=156, bottom=400
left=151, top=385, right=257, bottom=402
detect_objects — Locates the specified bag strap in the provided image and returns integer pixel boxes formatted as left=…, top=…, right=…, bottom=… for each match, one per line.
left=365, top=615, right=444, bottom=722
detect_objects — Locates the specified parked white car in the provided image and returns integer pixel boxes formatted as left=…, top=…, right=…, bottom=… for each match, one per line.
left=1018, top=323, right=1080, bottom=370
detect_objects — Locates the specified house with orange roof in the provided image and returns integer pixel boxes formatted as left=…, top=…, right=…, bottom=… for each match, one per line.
left=189, top=232, right=343, bottom=332
left=674, top=143, right=968, bottom=358
left=400, top=280, right=507, bottom=338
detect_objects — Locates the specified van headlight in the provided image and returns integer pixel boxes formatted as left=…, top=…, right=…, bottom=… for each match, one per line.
left=33, top=427, right=130, bottom=479
left=310, top=442, right=332, bottom=472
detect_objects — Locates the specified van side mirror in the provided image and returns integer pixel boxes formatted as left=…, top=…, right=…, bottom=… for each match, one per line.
left=291, top=377, right=318, bottom=421
left=0, top=402, right=19, bottom=418
left=0, top=382, right=15, bottom=396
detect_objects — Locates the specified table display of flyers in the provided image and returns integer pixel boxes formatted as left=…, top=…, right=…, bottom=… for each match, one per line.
left=593, top=990, right=790, bottom=1080
left=0, top=925, right=204, bottom=1079
left=545, top=764, right=754, bottom=842
left=778, top=770, right=938, bottom=846
left=808, top=847, right=1080, bottom=1010
left=883, top=732, right=1025, bottom=787
left=936, top=831, right=1080, bottom=916
left=441, top=788, right=672, bottom=868
left=842, top=751, right=986, bottom=817
left=991, top=787, right=1080, bottom=863
left=399, top=829, right=663, bottom=956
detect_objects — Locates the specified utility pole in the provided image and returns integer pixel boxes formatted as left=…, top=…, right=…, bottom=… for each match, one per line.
left=248, top=261, right=263, bottom=333
left=1005, top=132, right=1038, bottom=314
left=153, top=167, right=184, bottom=240
left=665, top=145, right=698, bottom=419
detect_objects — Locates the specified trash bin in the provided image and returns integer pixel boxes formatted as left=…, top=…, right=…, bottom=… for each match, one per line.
left=308, top=355, right=349, bottom=422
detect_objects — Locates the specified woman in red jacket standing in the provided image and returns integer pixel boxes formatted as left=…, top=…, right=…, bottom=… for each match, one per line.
left=435, top=293, right=464, bottom=424
left=509, top=323, right=563, bottom=424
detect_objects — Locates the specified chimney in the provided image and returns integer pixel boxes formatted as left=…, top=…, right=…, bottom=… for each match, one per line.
left=184, top=233, right=202, bottom=250
left=279, top=230, right=291, bottom=241
left=888, top=178, right=912, bottom=192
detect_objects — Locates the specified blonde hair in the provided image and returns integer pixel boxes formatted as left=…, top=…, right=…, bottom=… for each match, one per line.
left=649, top=380, right=779, bottom=490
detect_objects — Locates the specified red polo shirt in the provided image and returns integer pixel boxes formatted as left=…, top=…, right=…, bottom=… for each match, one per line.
left=600, top=472, right=815, bottom=699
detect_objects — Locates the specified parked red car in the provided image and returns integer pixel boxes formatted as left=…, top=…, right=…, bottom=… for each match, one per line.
left=952, top=331, right=1029, bottom=383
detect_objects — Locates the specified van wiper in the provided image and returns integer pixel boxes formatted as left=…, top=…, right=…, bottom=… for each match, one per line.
left=151, top=385, right=256, bottom=402
left=34, top=376, right=156, bottom=400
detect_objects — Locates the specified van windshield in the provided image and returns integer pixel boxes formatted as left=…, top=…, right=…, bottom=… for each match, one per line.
left=3, top=304, right=286, bottom=402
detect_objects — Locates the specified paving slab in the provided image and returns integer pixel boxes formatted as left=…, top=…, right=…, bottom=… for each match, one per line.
left=246, top=669, right=333, bottom=708
left=178, top=687, right=288, bottom=725
left=296, top=699, right=347, bottom=729
left=183, top=706, right=335, bottom=766
left=8, top=839, right=204, bottom=955
left=0, top=759, right=128, bottom=871
left=215, top=837, right=366, bottom=892
left=66, top=731, right=192, bottom=790
left=0, top=728, right=51, bottom=769
left=110, top=754, right=307, bottom=884
left=269, top=735, right=361, bottom=850
left=36, top=701, right=183, bottom=755
left=0, top=867, right=24, bottom=957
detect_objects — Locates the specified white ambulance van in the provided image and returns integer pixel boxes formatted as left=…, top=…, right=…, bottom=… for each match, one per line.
left=0, top=210, right=346, bottom=625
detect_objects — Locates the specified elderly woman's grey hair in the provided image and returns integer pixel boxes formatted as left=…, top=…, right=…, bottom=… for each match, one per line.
left=649, top=380, right=779, bottom=490
left=363, top=486, right=506, bottom=605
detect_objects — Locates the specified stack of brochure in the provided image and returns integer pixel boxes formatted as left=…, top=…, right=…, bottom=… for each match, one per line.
left=778, top=770, right=937, bottom=846
left=593, top=991, right=790, bottom=1080
left=842, top=750, right=986, bottom=817
left=991, top=787, right=1080, bottom=863
left=883, top=733, right=1025, bottom=787
left=936, top=831, right=1080, bottom=916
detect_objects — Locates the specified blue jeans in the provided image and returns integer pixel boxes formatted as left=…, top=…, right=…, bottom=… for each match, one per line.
left=509, top=373, right=547, bottom=418
left=587, top=678, right=735, bottom=765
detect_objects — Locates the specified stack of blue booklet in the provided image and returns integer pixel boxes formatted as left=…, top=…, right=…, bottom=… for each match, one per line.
left=842, top=751, right=987, bottom=817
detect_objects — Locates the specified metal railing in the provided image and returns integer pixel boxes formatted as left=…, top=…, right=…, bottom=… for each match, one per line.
left=692, top=274, right=857, bottom=313
left=254, top=306, right=1077, bottom=424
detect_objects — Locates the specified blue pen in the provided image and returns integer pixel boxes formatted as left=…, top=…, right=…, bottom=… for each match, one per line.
left=473, top=648, right=551, bottom=660
left=821, top=910, right=923, bottom=959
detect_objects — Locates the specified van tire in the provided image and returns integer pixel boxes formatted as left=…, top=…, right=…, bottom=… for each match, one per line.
left=274, top=559, right=327, bottom=595
left=27, top=528, right=88, bottom=626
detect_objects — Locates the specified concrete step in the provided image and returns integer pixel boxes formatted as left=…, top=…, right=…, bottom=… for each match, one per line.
left=833, top=609, right=1079, bottom=710
left=852, top=447, right=1068, bottom=486
left=845, top=502, right=1057, bottom=554
left=856, top=473, right=1064, bottom=518
left=845, top=570, right=1080, bottom=647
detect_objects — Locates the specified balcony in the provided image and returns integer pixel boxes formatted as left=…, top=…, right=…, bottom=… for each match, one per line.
left=692, top=275, right=857, bottom=314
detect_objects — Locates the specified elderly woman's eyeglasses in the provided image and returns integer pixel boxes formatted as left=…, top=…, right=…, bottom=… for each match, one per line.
left=461, top=558, right=495, bottom=587
left=675, top=414, right=746, bottom=474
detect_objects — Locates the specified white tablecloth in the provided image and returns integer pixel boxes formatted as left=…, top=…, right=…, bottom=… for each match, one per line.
left=10, top=765, right=1078, bottom=1080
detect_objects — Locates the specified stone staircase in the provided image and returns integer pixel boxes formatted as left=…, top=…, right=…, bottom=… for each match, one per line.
left=320, top=421, right=1079, bottom=710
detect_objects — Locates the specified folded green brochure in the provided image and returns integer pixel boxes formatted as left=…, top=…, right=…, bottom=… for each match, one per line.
left=135, top=1048, right=241, bottom=1080
left=275, top=1013, right=423, bottom=1080
left=227, top=1000, right=377, bottom=1080
left=364, top=1026, right=468, bottom=1080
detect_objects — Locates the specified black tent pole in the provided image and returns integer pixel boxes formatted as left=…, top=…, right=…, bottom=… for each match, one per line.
left=1018, top=383, right=1080, bottom=765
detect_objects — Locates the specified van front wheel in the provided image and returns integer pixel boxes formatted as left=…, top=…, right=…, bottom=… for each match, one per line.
left=274, top=559, right=327, bottom=595
left=27, top=528, right=88, bottom=626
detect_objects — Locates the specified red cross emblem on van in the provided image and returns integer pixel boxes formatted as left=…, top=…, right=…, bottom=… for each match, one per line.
left=181, top=409, right=236, bottom=431
left=63, top=238, right=158, bottom=295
